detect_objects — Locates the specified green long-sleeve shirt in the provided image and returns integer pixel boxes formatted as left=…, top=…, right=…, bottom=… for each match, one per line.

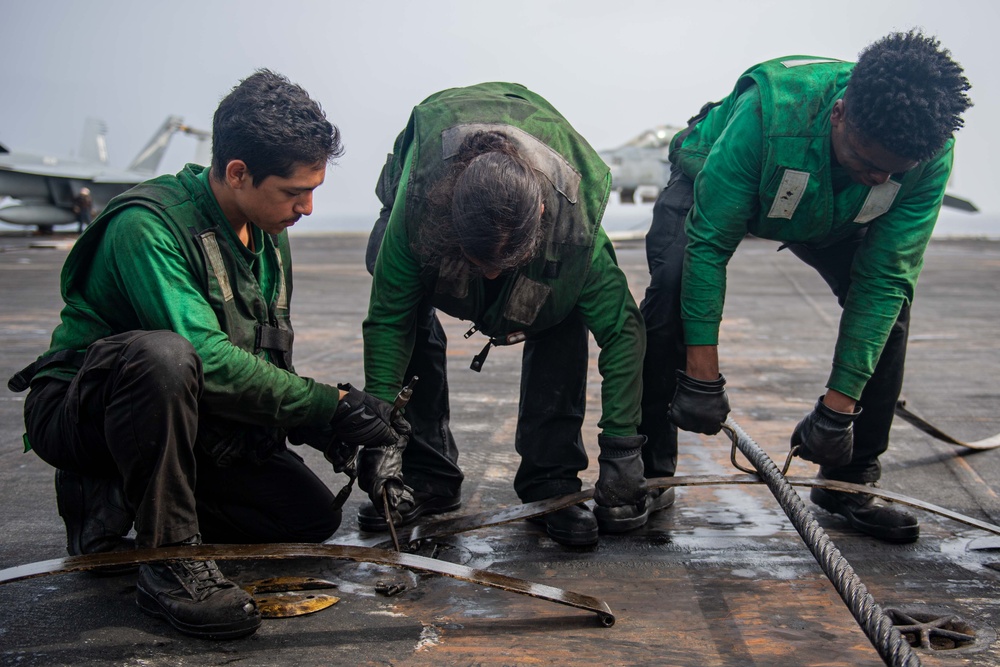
left=674, top=83, right=951, bottom=399
left=41, top=166, right=340, bottom=428
left=363, top=150, right=645, bottom=436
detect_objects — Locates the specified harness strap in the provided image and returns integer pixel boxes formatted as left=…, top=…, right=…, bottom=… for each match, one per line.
left=254, top=324, right=292, bottom=355
left=7, top=349, right=83, bottom=392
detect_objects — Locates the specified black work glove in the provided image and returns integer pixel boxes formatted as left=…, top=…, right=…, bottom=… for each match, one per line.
left=594, top=434, right=648, bottom=508
left=791, top=397, right=862, bottom=468
left=668, top=370, right=731, bottom=435
left=287, top=423, right=358, bottom=475
left=330, top=384, right=401, bottom=450
left=357, top=411, right=413, bottom=523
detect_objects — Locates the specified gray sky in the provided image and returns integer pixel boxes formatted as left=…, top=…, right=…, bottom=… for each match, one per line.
left=1, top=0, right=996, bottom=221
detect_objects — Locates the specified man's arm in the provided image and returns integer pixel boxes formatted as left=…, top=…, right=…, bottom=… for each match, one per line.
left=574, top=230, right=645, bottom=437
left=827, top=145, right=954, bottom=401
left=680, top=87, right=765, bottom=356
left=362, top=150, right=426, bottom=403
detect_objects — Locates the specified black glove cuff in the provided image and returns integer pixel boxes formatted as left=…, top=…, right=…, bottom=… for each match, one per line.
left=814, top=396, right=862, bottom=424
left=676, top=370, right=727, bottom=392
left=332, top=383, right=362, bottom=418
left=597, top=433, right=646, bottom=458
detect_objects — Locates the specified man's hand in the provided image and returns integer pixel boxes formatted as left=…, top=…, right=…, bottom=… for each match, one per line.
left=356, top=411, right=413, bottom=521
left=668, top=370, right=731, bottom=435
left=330, top=384, right=401, bottom=450
left=791, top=396, right=861, bottom=468
left=286, top=423, right=358, bottom=475
left=594, top=434, right=648, bottom=508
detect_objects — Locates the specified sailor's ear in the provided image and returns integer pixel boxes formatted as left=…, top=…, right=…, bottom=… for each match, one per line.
left=224, top=160, right=251, bottom=189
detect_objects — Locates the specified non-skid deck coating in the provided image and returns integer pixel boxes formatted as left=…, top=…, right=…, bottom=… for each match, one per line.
left=1, top=231, right=999, bottom=666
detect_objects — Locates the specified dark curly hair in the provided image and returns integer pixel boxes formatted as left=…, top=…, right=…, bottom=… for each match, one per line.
left=419, top=131, right=545, bottom=272
left=211, top=69, right=344, bottom=185
left=845, top=30, right=972, bottom=161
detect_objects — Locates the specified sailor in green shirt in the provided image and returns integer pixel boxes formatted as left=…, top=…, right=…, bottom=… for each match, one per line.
left=361, top=83, right=656, bottom=547
left=9, top=71, right=408, bottom=640
left=639, top=31, right=972, bottom=542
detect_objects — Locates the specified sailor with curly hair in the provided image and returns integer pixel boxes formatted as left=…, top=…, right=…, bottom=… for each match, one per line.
left=638, top=30, right=973, bottom=542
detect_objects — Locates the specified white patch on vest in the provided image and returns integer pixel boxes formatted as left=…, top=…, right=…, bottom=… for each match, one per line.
left=273, top=247, right=287, bottom=310
left=504, top=275, right=552, bottom=326
left=780, top=58, right=844, bottom=68
left=198, top=231, right=234, bottom=302
left=854, top=180, right=901, bottom=223
left=767, top=170, right=810, bottom=219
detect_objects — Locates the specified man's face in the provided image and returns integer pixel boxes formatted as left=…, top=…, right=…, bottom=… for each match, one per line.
left=830, top=100, right=919, bottom=187
left=234, top=162, right=326, bottom=235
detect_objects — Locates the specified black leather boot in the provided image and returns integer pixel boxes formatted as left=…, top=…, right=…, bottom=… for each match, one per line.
left=136, top=536, right=261, bottom=640
left=811, top=483, right=919, bottom=543
left=358, top=490, right=461, bottom=532
left=595, top=486, right=676, bottom=533
left=527, top=503, right=599, bottom=547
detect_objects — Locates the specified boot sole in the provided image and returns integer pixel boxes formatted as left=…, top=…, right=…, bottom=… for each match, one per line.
left=594, top=505, right=649, bottom=533
left=811, top=487, right=919, bottom=544
left=526, top=515, right=599, bottom=546
left=595, top=487, right=676, bottom=534
left=136, top=583, right=261, bottom=640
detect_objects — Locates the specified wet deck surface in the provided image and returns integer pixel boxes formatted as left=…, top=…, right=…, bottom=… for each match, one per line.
left=2, top=231, right=1000, bottom=666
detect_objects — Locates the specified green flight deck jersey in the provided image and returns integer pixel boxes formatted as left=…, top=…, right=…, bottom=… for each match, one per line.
left=35, top=164, right=340, bottom=459
left=669, top=57, right=954, bottom=400
left=364, top=82, right=645, bottom=436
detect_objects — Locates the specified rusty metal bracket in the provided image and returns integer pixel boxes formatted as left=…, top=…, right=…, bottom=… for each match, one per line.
left=0, top=543, right=615, bottom=627
left=242, top=576, right=340, bottom=618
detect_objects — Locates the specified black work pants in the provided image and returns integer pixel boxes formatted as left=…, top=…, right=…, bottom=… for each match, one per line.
left=24, top=330, right=341, bottom=548
left=638, top=171, right=908, bottom=483
left=384, top=303, right=591, bottom=502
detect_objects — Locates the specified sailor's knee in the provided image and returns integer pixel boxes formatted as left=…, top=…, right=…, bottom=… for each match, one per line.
left=121, top=331, right=202, bottom=389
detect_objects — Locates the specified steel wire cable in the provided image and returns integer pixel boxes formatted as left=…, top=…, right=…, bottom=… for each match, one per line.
left=723, top=418, right=921, bottom=667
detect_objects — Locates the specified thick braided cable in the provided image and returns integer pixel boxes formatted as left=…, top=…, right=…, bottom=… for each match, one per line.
left=724, top=419, right=921, bottom=667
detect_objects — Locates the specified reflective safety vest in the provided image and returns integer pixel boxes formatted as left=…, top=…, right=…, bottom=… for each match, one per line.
left=671, top=57, right=940, bottom=238
left=57, top=164, right=294, bottom=371
left=379, top=82, right=612, bottom=338
left=47, top=164, right=295, bottom=465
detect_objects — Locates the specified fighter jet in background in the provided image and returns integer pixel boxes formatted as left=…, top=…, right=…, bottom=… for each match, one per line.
left=599, top=124, right=978, bottom=212
left=599, top=125, right=682, bottom=204
left=0, top=116, right=211, bottom=232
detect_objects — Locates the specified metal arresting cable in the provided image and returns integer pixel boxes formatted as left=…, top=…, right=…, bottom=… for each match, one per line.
left=721, top=418, right=921, bottom=667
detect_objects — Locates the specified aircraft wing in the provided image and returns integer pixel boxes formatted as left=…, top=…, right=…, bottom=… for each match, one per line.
left=90, top=168, right=152, bottom=185
left=942, top=193, right=978, bottom=213
left=0, top=159, right=102, bottom=180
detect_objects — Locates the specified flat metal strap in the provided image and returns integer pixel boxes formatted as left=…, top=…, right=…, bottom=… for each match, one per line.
left=895, top=399, right=1000, bottom=450
left=0, top=543, right=615, bottom=627
left=381, top=475, right=1000, bottom=548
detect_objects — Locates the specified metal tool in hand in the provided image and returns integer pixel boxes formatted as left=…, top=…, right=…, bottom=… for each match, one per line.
left=383, top=376, right=418, bottom=552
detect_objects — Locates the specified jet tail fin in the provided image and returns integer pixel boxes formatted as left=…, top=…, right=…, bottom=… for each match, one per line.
left=79, top=118, right=109, bottom=165
left=942, top=193, right=978, bottom=213
left=193, top=134, right=212, bottom=167
left=127, top=115, right=184, bottom=173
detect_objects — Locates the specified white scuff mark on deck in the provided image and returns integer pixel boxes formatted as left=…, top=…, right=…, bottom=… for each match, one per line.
left=415, top=624, right=441, bottom=651
left=368, top=610, right=407, bottom=617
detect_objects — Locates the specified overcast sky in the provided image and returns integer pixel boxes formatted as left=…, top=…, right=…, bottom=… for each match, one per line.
left=1, top=0, right=996, bottom=223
